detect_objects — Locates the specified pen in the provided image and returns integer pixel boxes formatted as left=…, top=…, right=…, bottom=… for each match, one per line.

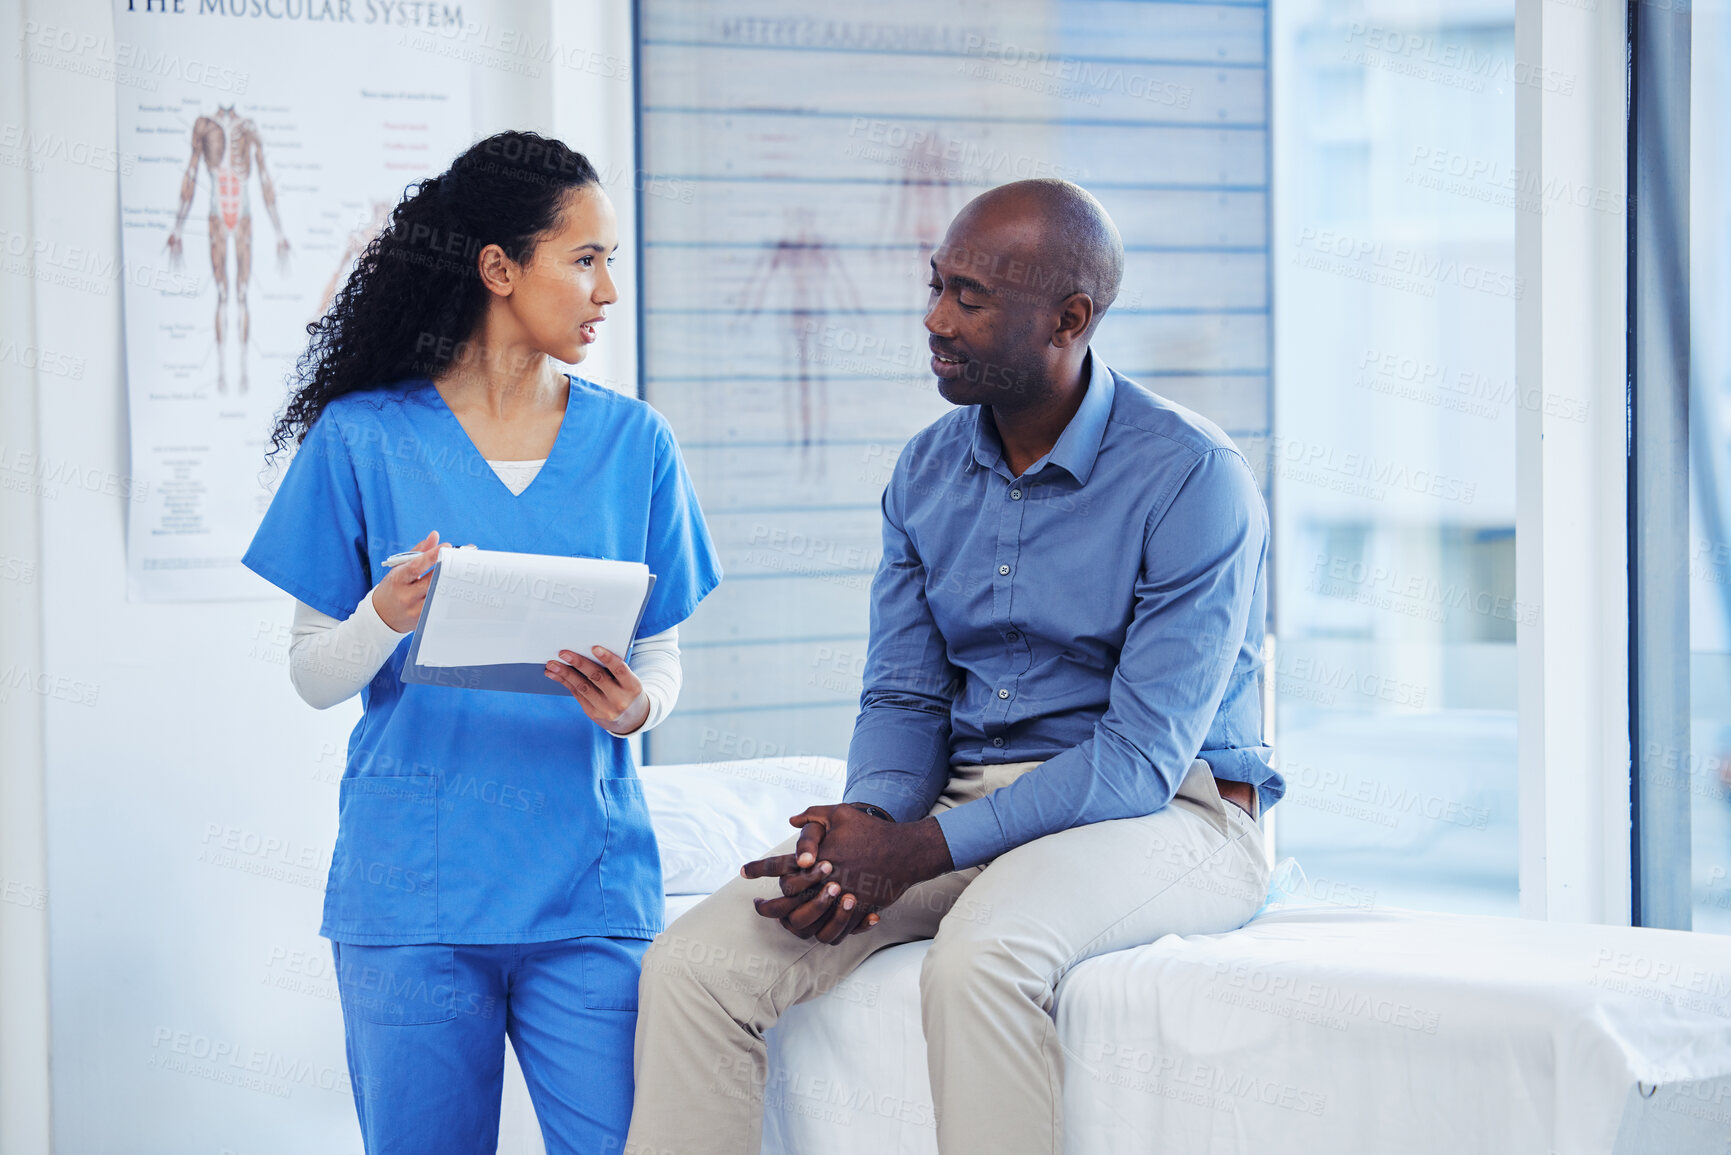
left=383, top=544, right=475, bottom=568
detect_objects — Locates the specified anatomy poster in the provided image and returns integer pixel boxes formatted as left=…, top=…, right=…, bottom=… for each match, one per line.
left=115, top=1, right=478, bottom=600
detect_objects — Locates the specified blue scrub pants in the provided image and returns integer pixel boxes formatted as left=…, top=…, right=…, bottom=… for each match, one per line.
left=332, top=936, right=648, bottom=1154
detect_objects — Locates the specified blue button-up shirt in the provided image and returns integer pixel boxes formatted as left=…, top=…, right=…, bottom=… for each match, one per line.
left=843, top=353, right=1279, bottom=869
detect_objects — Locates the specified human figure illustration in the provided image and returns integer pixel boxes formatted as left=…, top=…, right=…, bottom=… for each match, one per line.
left=166, top=105, right=291, bottom=395
left=885, top=128, right=965, bottom=282
left=734, top=208, right=864, bottom=473
left=317, top=199, right=392, bottom=317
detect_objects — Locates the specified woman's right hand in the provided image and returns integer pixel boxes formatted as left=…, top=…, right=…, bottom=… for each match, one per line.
left=371, top=530, right=441, bottom=633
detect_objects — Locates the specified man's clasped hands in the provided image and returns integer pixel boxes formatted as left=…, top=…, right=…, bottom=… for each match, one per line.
left=739, top=804, right=956, bottom=944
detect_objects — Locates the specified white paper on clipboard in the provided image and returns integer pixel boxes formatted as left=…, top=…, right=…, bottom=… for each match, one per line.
left=412, top=548, right=653, bottom=668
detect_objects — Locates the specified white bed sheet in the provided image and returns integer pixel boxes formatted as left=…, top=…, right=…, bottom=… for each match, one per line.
left=1059, top=906, right=1731, bottom=1155
left=642, top=762, right=1731, bottom=1155
left=753, top=907, right=1731, bottom=1155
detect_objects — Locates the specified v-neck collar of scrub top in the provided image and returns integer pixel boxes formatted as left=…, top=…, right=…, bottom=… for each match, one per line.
left=419, top=373, right=579, bottom=503
left=407, top=375, right=591, bottom=554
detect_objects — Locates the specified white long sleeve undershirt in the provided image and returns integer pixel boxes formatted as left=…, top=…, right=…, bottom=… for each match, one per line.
left=285, top=457, right=683, bottom=734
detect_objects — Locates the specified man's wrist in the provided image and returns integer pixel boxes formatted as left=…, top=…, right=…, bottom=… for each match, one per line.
left=907, top=815, right=955, bottom=880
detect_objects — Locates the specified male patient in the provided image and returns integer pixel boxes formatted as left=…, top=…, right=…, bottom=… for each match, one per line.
left=627, top=179, right=1281, bottom=1155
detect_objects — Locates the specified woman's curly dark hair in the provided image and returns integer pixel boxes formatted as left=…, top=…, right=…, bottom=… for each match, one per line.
left=267, top=130, right=600, bottom=456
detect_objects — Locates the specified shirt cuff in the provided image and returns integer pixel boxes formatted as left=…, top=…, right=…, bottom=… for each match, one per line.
left=623, top=627, right=682, bottom=734
left=842, top=774, right=933, bottom=824
left=933, top=797, right=1009, bottom=871
left=845, top=708, right=952, bottom=821
left=353, top=586, right=412, bottom=640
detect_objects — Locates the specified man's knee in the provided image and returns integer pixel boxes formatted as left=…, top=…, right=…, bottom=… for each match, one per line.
left=919, top=932, right=1044, bottom=1010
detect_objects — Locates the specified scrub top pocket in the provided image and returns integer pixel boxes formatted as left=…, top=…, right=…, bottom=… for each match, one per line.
left=597, top=776, right=664, bottom=936
left=325, top=775, right=440, bottom=940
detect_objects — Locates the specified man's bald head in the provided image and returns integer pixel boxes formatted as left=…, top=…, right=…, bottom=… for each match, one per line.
left=924, top=179, right=1124, bottom=409
left=949, top=179, right=1125, bottom=329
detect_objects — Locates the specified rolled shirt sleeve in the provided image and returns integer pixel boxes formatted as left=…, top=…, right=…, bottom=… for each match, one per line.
left=933, top=449, right=1269, bottom=869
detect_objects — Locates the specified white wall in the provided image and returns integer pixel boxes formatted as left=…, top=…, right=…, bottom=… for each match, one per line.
left=0, top=2, right=636, bottom=1150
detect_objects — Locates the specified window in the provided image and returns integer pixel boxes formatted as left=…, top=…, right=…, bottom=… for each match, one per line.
left=1270, top=0, right=1519, bottom=914
left=1686, top=10, right=1731, bottom=933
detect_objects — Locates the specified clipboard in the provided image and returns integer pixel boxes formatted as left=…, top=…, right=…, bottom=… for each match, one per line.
left=400, top=553, right=657, bottom=696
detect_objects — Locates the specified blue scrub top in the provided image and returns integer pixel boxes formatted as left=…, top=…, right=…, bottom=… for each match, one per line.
left=243, top=376, right=721, bottom=945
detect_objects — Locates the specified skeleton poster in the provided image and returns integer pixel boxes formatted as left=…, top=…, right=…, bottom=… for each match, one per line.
left=114, top=1, right=477, bottom=600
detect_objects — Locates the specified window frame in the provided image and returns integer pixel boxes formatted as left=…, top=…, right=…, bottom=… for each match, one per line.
left=1626, top=0, right=1694, bottom=931
left=1511, top=0, right=1635, bottom=925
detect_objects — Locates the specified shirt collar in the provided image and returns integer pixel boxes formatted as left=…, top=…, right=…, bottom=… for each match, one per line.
left=968, top=350, right=1116, bottom=485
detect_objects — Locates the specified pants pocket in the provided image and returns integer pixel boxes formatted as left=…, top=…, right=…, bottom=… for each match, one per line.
left=580, top=936, right=649, bottom=1011
left=336, top=942, right=459, bottom=1025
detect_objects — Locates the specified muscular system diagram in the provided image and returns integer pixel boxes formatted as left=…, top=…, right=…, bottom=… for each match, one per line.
left=166, top=106, right=291, bottom=395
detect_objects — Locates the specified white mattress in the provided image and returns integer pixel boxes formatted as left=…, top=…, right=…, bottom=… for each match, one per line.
left=759, top=908, right=1731, bottom=1155
left=1057, top=906, right=1731, bottom=1155
left=643, top=762, right=1731, bottom=1155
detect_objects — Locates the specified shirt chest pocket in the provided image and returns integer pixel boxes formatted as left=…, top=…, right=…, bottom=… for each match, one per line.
left=326, top=776, right=440, bottom=938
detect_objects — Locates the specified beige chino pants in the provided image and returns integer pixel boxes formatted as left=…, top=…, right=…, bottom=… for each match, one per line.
left=625, top=760, right=1271, bottom=1155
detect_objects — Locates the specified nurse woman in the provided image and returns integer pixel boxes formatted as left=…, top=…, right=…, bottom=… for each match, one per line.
left=242, top=131, right=720, bottom=1153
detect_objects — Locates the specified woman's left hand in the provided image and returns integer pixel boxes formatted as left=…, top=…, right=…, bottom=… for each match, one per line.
left=546, top=646, right=648, bottom=735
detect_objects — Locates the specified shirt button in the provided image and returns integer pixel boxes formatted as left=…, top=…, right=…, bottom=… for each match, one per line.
left=998, top=564, right=1011, bottom=576
left=992, top=737, right=1005, bottom=747
left=1006, top=631, right=1019, bottom=641
left=1010, top=489, right=1022, bottom=500
left=998, top=688, right=1010, bottom=699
